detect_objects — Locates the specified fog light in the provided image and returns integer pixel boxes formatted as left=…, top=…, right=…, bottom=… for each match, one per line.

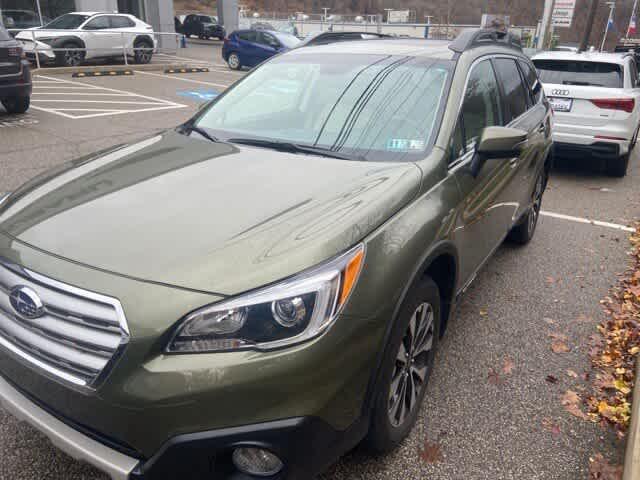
left=232, top=447, right=283, bottom=477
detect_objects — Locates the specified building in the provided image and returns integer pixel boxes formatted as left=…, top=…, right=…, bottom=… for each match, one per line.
left=0, top=0, right=175, bottom=41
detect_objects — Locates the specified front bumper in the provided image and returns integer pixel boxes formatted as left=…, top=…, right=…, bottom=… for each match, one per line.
left=0, top=374, right=139, bottom=479
left=0, top=371, right=363, bottom=479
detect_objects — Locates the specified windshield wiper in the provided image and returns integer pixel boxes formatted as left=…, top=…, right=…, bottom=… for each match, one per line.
left=228, top=137, right=364, bottom=160
left=178, top=124, right=220, bottom=143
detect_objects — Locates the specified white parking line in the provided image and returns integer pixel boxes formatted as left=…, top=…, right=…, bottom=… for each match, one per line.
left=30, top=74, right=187, bottom=119
left=541, top=211, right=635, bottom=232
left=137, top=70, right=232, bottom=89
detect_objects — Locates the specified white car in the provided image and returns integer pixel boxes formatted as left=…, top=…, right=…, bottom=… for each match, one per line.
left=532, top=50, right=640, bottom=176
left=16, top=12, right=156, bottom=67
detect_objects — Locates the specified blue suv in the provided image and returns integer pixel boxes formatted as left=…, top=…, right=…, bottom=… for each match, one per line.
left=222, top=29, right=300, bottom=70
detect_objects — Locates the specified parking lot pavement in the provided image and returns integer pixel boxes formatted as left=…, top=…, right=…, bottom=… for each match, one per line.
left=0, top=67, right=639, bottom=479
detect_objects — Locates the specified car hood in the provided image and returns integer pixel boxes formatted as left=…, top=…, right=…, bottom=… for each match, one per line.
left=0, top=131, right=422, bottom=295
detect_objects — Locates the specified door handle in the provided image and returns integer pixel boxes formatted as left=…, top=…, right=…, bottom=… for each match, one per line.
left=537, top=123, right=546, bottom=133
left=509, top=158, right=518, bottom=168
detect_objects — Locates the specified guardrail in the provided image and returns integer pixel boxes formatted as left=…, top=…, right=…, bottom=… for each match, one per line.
left=7, top=29, right=185, bottom=69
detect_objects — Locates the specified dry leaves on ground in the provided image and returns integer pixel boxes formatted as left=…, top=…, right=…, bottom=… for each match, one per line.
left=586, top=224, right=640, bottom=434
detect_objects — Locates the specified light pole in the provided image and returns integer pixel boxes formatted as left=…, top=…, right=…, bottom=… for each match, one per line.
left=601, top=1, right=616, bottom=51
left=424, top=15, right=433, bottom=39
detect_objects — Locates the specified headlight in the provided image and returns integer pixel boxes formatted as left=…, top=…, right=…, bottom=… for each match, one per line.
left=167, top=244, right=364, bottom=353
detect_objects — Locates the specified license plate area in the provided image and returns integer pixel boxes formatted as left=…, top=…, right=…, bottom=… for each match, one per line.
left=549, top=96, right=573, bottom=112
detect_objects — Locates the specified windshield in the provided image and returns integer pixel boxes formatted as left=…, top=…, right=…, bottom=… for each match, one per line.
left=44, top=13, right=89, bottom=30
left=533, top=59, right=623, bottom=88
left=195, top=54, right=451, bottom=162
left=273, top=32, right=300, bottom=48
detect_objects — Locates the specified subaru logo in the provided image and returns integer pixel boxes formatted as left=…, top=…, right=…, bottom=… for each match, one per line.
left=9, top=286, right=44, bottom=319
left=552, top=89, right=570, bottom=96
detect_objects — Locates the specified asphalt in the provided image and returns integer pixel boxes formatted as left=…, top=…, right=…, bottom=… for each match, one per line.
left=0, top=42, right=638, bottom=479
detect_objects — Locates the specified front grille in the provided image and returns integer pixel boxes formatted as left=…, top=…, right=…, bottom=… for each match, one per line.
left=0, top=260, right=129, bottom=388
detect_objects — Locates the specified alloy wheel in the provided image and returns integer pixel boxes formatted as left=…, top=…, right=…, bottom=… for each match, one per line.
left=64, top=50, right=84, bottom=66
left=229, top=53, right=240, bottom=69
left=387, top=302, right=435, bottom=427
left=136, top=47, right=152, bottom=64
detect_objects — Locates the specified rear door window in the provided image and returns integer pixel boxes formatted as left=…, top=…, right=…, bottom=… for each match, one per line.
left=237, top=31, right=258, bottom=43
left=110, top=16, right=134, bottom=28
left=84, top=16, right=111, bottom=30
left=533, top=59, right=623, bottom=88
left=493, top=58, right=529, bottom=123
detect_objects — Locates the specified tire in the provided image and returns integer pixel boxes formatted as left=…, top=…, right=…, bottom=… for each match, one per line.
left=607, top=154, right=629, bottom=177
left=507, top=171, right=545, bottom=245
left=366, top=277, right=440, bottom=453
left=56, top=42, right=85, bottom=67
left=134, top=39, right=153, bottom=64
left=227, top=52, right=241, bottom=70
left=1, top=96, right=30, bottom=114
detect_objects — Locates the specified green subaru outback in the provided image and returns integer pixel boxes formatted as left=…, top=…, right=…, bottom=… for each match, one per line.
left=0, top=30, right=551, bottom=479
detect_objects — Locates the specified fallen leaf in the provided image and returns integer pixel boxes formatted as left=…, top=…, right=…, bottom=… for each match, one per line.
left=479, top=308, right=488, bottom=317
left=566, top=369, right=579, bottom=378
left=546, top=375, right=558, bottom=384
left=541, top=417, right=562, bottom=437
left=552, top=340, right=571, bottom=353
left=561, top=390, right=589, bottom=420
left=614, top=378, right=631, bottom=395
left=502, top=357, right=515, bottom=375
left=543, top=317, right=557, bottom=325
left=418, top=438, right=443, bottom=464
left=546, top=276, right=556, bottom=284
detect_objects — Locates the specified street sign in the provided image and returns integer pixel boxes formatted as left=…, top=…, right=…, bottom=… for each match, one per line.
left=388, top=10, right=410, bottom=23
left=552, top=0, right=577, bottom=28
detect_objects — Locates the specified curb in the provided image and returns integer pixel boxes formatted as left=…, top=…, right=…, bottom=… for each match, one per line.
left=31, top=63, right=194, bottom=75
left=624, top=356, right=640, bottom=480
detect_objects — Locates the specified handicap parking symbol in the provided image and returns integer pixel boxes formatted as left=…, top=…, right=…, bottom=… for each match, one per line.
left=177, top=89, right=219, bottom=102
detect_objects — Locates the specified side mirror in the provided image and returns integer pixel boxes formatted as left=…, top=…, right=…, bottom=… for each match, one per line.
left=469, top=126, right=528, bottom=177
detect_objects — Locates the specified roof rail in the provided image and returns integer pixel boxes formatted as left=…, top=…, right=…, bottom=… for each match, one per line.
left=449, top=29, right=522, bottom=53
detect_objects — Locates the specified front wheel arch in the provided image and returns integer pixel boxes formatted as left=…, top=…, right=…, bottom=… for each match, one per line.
left=359, top=242, right=459, bottom=425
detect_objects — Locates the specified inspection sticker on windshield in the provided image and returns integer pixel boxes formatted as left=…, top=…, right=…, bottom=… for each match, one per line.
left=386, top=139, right=425, bottom=151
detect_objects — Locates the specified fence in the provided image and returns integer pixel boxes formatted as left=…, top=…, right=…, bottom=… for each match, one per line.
left=8, top=29, right=185, bottom=69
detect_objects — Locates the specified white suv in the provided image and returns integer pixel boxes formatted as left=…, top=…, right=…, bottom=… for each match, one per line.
left=532, top=51, right=640, bottom=176
left=16, top=12, right=156, bottom=67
